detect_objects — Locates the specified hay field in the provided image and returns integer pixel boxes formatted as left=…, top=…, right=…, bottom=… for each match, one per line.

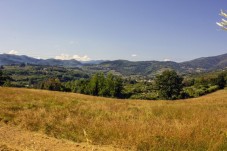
left=0, top=87, right=227, bottom=150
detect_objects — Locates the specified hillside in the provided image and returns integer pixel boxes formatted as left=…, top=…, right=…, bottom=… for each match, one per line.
left=1, top=53, right=227, bottom=77
left=89, top=60, right=182, bottom=76
left=88, top=53, right=227, bottom=76
left=0, top=125, right=122, bottom=151
left=0, top=87, right=227, bottom=150
left=0, top=54, right=82, bottom=67
left=181, top=53, right=227, bottom=70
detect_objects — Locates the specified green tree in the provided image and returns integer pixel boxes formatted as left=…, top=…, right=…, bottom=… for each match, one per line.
left=155, top=70, right=183, bottom=100
left=106, top=73, right=123, bottom=98
left=0, top=70, right=11, bottom=86
left=106, top=73, right=115, bottom=97
left=88, top=72, right=124, bottom=98
left=113, top=76, right=123, bottom=98
left=97, top=72, right=108, bottom=96
left=70, top=79, right=90, bottom=94
left=216, top=73, right=226, bottom=89
left=0, top=70, right=3, bottom=85
left=40, top=78, right=62, bottom=91
left=3, top=80, right=12, bottom=87
left=89, top=73, right=100, bottom=96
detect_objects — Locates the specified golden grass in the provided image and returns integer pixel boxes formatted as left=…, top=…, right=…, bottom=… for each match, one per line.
left=0, top=87, right=227, bottom=150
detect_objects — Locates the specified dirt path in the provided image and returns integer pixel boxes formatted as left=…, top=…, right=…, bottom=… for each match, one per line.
left=0, top=125, right=124, bottom=151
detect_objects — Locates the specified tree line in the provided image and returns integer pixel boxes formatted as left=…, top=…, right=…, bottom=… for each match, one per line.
left=37, top=72, right=124, bottom=98
left=35, top=70, right=227, bottom=100
left=1, top=68, right=227, bottom=100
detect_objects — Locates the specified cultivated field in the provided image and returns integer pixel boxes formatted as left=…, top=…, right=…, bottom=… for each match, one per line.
left=0, top=87, right=227, bottom=150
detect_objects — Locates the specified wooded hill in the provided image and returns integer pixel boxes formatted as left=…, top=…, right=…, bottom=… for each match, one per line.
left=1, top=53, right=227, bottom=77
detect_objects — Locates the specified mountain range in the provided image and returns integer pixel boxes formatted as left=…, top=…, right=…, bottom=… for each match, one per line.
left=0, top=53, right=227, bottom=77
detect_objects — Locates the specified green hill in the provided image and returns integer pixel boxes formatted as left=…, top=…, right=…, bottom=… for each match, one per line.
left=1, top=53, right=227, bottom=77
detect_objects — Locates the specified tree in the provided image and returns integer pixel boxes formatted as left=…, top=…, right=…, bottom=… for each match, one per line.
left=0, top=70, right=4, bottom=85
left=155, top=70, right=183, bottom=100
left=113, top=76, right=123, bottom=98
left=39, top=78, right=62, bottom=91
left=217, top=10, right=227, bottom=30
left=88, top=72, right=124, bottom=98
left=216, top=73, right=226, bottom=89
left=0, top=70, right=11, bottom=86
left=105, top=73, right=124, bottom=98
left=97, top=72, right=108, bottom=96
left=89, top=73, right=101, bottom=96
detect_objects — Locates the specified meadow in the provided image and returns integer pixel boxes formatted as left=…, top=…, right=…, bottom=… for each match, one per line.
left=0, top=87, right=227, bottom=150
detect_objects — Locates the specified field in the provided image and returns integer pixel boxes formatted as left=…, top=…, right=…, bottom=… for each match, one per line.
left=0, top=87, right=227, bottom=150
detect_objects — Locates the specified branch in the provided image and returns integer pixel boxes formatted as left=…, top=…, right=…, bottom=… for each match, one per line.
left=220, top=10, right=227, bottom=18
left=217, top=10, right=227, bottom=30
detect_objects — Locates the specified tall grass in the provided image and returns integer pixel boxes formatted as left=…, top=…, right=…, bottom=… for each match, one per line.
left=0, top=87, right=227, bottom=150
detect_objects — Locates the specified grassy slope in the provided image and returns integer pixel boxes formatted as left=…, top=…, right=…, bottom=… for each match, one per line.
left=0, top=87, right=227, bottom=150
left=0, top=125, right=122, bottom=151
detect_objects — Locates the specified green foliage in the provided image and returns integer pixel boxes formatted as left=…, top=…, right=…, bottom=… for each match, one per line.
left=216, top=73, right=226, bottom=89
left=182, top=71, right=227, bottom=98
left=2, top=65, right=89, bottom=88
left=88, top=72, right=110, bottom=96
left=63, top=72, right=124, bottom=98
left=89, top=73, right=101, bottom=96
left=64, top=79, right=90, bottom=94
left=2, top=80, right=12, bottom=87
left=155, top=70, right=183, bottom=100
left=106, top=73, right=124, bottom=98
left=39, top=78, right=62, bottom=91
left=1, top=64, right=227, bottom=100
left=0, top=70, right=3, bottom=85
left=0, top=70, right=12, bottom=86
left=88, top=72, right=124, bottom=98
left=184, top=85, right=219, bottom=97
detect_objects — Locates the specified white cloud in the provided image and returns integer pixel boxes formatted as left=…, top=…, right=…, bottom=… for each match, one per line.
left=72, top=55, right=90, bottom=61
left=131, top=54, right=137, bottom=57
left=55, top=54, right=91, bottom=61
left=164, top=58, right=171, bottom=61
left=7, top=50, right=18, bottom=55
left=55, top=54, right=71, bottom=60
left=36, top=57, right=41, bottom=59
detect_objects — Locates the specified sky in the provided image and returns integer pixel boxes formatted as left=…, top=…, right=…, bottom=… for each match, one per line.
left=0, top=0, right=227, bottom=62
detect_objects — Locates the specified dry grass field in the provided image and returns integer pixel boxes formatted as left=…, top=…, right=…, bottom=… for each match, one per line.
left=0, top=87, right=227, bottom=150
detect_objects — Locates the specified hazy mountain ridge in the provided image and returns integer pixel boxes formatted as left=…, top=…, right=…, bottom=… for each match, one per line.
left=0, top=54, right=82, bottom=67
left=0, top=53, right=227, bottom=76
left=181, top=53, right=227, bottom=70
left=96, top=60, right=181, bottom=76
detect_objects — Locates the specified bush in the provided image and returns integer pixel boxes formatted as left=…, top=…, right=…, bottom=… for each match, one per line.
left=184, top=85, right=220, bottom=98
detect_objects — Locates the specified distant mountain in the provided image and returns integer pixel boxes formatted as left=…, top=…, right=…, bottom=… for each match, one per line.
left=80, top=60, right=107, bottom=65
left=95, top=60, right=181, bottom=76
left=0, top=54, right=39, bottom=65
left=84, top=53, right=227, bottom=77
left=181, top=53, right=227, bottom=70
left=0, top=53, right=227, bottom=76
left=0, top=54, right=81, bottom=67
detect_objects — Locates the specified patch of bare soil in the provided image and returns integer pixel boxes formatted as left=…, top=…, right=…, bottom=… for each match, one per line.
left=0, top=125, right=123, bottom=151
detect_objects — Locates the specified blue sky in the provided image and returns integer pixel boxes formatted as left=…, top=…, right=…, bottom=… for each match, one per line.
left=0, top=0, right=226, bottom=62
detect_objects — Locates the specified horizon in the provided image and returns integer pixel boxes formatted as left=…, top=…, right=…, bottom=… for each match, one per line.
left=0, top=1, right=227, bottom=62
left=1, top=51, right=226, bottom=63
